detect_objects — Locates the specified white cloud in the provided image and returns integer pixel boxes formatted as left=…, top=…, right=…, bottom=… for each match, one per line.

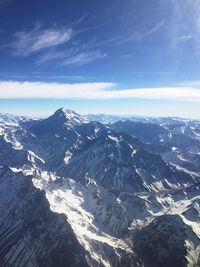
left=36, top=50, right=66, bottom=64
left=168, top=0, right=200, bottom=49
left=178, top=35, right=193, bottom=41
left=135, top=21, right=165, bottom=41
left=0, top=81, right=116, bottom=99
left=61, top=50, right=106, bottom=66
left=13, top=24, right=72, bottom=56
left=37, top=48, right=106, bottom=66
left=0, top=81, right=200, bottom=101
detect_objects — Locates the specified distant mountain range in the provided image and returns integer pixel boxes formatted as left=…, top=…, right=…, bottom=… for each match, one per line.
left=86, top=113, right=195, bottom=125
left=0, top=108, right=199, bottom=267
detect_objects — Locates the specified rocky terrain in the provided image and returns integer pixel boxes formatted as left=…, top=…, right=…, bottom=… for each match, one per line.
left=0, top=108, right=199, bottom=267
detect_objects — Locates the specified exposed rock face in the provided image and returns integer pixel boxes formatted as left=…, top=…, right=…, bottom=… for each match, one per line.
left=133, top=215, right=200, bottom=267
left=0, top=109, right=200, bottom=267
left=0, top=167, right=88, bottom=267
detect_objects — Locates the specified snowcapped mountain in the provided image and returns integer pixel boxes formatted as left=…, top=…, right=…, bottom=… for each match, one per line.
left=86, top=114, right=139, bottom=124
left=0, top=109, right=200, bottom=267
left=86, top=113, right=196, bottom=125
left=26, top=107, right=88, bottom=135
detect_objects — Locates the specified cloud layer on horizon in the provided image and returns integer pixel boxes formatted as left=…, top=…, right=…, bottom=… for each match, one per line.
left=0, top=81, right=200, bottom=102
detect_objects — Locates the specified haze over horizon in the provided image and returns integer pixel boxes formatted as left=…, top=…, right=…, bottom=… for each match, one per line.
left=1, top=106, right=199, bottom=121
left=0, top=0, right=200, bottom=118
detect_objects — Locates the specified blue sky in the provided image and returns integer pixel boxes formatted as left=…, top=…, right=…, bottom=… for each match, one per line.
left=0, top=0, right=200, bottom=118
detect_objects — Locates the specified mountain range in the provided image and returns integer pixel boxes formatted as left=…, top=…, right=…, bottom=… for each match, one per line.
left=0, top=108, right=200, bottom=267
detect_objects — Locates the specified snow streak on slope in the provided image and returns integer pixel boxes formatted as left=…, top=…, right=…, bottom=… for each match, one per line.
left=0, top=167, right=88, bottom=267
left=32, top=173, right=135, bottom=267
left=0, top=110, right=200, bottom=267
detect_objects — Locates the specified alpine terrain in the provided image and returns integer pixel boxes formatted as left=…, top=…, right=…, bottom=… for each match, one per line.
left=0, top=108, right=200, bottom=267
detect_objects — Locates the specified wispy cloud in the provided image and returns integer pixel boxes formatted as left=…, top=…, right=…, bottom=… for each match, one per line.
left=13, top=17, right=164, bottom=65
left=178, top=35, right=193, bottom=42
left=135, top=21, right=165, bottom=40
left=0, top=72, right=84, bottom=80
left=37, top=49, right=65, bottom=64
left=37, top=41, right=106, bottom=66
left=167, top=0, right=200, bottom=50
left=36, top=21, right=162, bottom=66
left=15, top=23, right=105, bottom=66
left=12, top=24, right=72, bottom=56
left=74, top=21, right=165, bottom=50
left=61, top=50, right=106, bottom=66
left=8, top=16, right=164, bottom=67
left=0, top=81, right=200, bottom=101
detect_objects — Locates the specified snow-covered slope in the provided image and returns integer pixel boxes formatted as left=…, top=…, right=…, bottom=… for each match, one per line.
left=0, top=166, right=88, bottom=267
left=0, top=109, right=200, bottom=267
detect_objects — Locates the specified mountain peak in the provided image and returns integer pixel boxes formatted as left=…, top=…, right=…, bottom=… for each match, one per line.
left=53, top=107, right=88, bottom=126
left=27, top=107, right=89, bottom=136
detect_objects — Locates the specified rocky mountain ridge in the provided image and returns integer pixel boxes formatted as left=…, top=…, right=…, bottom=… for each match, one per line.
left=0, top=108, right=199, bottom=267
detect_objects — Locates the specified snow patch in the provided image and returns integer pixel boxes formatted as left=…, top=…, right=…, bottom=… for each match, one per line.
left=64, top=151, right=72, bottom=164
